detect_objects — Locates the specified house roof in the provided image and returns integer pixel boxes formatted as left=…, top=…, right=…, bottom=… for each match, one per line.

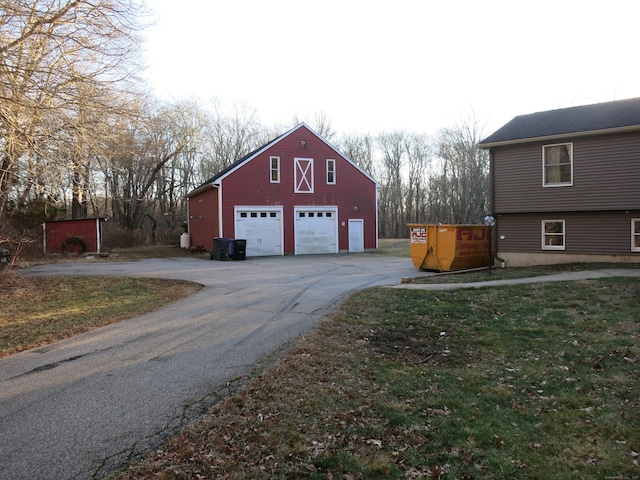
left=479, top=97, right=640, bottom=148
left=187, top=122, right=379, bottom=197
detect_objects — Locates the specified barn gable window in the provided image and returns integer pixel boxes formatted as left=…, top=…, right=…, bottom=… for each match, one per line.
left=294, top=157, right=314, bottom=193
left=326, top=159, right=336, bottom=184
left=543, top=143, right=573, bottom=187
left=270, top=156, right=280, bottom=183
left=542, top=220, right=565, bottom=250
left=632, top=219, right=640, bottom=252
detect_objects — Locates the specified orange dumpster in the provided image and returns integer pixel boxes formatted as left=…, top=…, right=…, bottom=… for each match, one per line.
left=408, top=224, right=490, bottom=271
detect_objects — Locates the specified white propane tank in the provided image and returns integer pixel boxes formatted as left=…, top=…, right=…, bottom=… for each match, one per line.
left=180, top=232, right=191, bottom=249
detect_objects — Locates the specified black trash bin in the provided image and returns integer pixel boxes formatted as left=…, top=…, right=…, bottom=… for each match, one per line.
left=232, top=239, right=246, bottom=260
left=212, top=238, right=231, bottom=261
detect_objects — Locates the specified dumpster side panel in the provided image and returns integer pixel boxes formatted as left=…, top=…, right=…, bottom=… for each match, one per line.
left=450, top=226, right=490, bottom=270
left=433, top=226, right=457, bottom=271
left=408, top=224, right=429, bottom=269
left=408, top=224, right=490, bottom=271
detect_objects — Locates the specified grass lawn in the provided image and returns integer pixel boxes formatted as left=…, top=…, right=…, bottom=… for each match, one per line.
left=114, top=276, right=640, bottom=479
left=411, top=262, right=640, bottom=284
left=0, top=273, right=202, bottom=357
left=2, top=243, right=638, bottom=478
left=374, top=238, right=410, bottom=258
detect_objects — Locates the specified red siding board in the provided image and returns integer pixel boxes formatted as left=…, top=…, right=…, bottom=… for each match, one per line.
left=188, top=187, right=219, bottom=249
left=44, top=219, right=102, bottom=254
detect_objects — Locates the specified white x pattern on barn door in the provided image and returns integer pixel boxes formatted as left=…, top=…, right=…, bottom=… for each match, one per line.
left=294, top=158, right=314, bottom=193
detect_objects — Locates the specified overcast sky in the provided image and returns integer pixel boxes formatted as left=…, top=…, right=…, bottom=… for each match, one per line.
left=142, top=0, right=640, bottom=137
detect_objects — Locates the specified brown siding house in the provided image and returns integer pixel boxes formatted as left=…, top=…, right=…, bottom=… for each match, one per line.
left=479, top=98, right=640, bottom=266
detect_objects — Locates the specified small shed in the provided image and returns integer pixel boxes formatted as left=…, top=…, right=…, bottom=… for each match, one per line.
left=43, top=218, right=106, bottom=255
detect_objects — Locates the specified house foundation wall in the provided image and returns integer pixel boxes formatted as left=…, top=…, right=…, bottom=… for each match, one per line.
left=497, top=251, right=640, bottom=267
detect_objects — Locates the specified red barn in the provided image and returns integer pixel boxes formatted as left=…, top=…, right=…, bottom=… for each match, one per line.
left=43, top=218, right=105, bottom=255
left=187, top=123, right=379, bottom=256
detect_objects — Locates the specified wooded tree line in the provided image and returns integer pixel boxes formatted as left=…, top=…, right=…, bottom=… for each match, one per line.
left=0, top=0, right=489, bottom=253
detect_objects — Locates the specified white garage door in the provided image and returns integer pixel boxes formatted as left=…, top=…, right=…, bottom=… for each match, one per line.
left=234, top=208, right=283, bottom=257
left=294, top=207, right=338, bottom=255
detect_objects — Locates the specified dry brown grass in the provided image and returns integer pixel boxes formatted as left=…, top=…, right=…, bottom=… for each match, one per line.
left=113, top=279, right=640, bottom=479
left=0, top=271, right=202, bottom=357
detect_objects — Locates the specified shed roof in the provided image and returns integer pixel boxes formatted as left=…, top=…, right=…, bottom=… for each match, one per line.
left=479, top=97, right=640, bottom=148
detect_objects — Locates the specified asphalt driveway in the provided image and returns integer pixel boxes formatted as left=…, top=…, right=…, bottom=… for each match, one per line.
left=0, top=254, right=419, bottom=480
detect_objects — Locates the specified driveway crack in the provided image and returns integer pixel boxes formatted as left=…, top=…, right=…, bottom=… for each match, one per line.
left=9, top=353, right=89, bottom=379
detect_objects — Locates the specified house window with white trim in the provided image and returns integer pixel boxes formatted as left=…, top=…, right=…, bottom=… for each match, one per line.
left=542, top=220, right=565, bottom=250
left=326, top=159, right=336, bottom=184
left=270, top=156, right=280, bottom=183
left=632, top=219, right=640, bottom=252
left=543, top=143, right=573, bottom=186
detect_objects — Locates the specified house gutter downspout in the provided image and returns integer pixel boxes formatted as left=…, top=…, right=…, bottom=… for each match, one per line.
left=488, top=148, right=506, bottom=268
left=216, top=182, right=223, bottom=238
left=375, top=184, right=380, bottom=249
left=186, top=195, right=190, bottom=233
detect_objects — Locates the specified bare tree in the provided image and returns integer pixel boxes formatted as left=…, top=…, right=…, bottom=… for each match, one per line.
left=377, top=131, right=406, bottom=238
left=154, top=99, right=210, bottom=238
left=339, top=132, right=376, bottom=178
left=292, top=110, right=335, bottom=141
left=404, top=133, right=432, bottom=224
left=199, top=99, right=262, bottom=180
left=430, top=115, right=489, bottom=224
left=0, top=0, right=145, bottom=220
left=100, top=99, right=195, bottom=236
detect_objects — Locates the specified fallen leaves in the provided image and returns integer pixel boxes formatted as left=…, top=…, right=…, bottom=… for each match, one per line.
left=111, top=280, right=640, bottom=479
